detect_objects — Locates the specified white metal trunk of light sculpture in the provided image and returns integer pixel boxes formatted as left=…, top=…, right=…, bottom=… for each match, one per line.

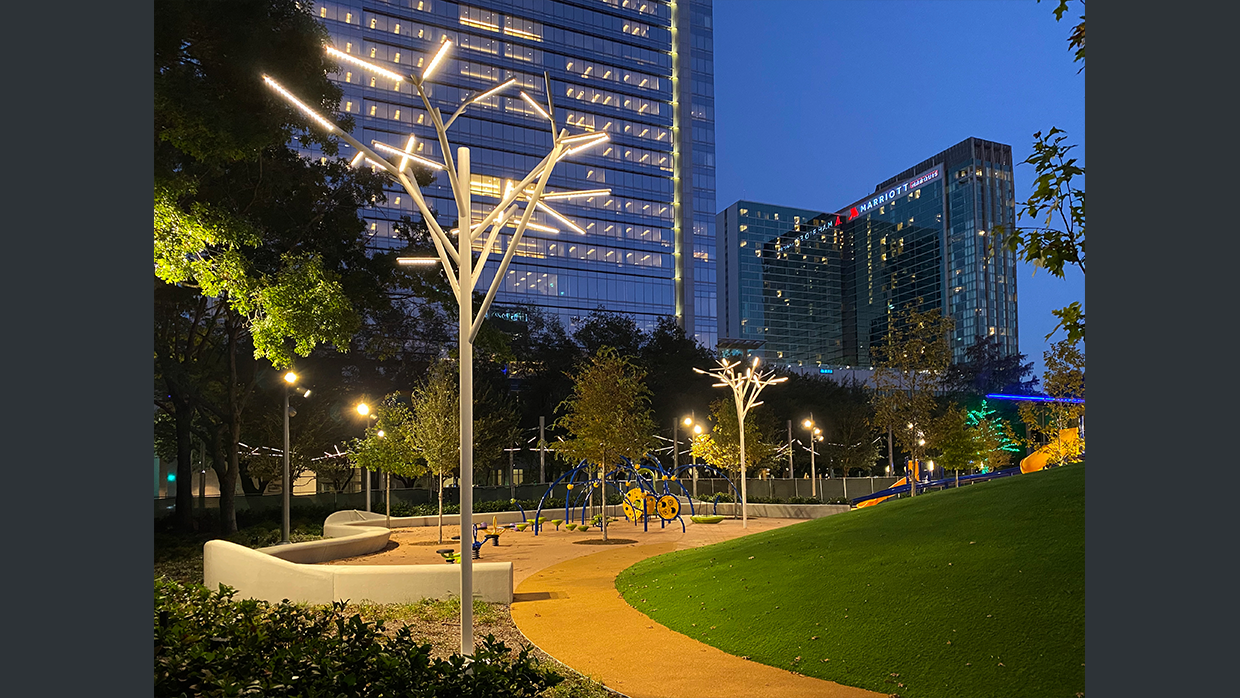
left=693, top=357, right=787, bottom=528
left=263, top=39, right=610, bottom=656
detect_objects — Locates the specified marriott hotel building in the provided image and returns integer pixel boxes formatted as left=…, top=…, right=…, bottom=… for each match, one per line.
left=718, top=137, right=1020, bottom=368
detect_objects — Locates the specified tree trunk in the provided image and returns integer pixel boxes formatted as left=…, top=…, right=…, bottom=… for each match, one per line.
left=212, top=423, right=236, bottom=534
left=438, top=471, right=444, bottom=544
left=222, top=310, right=242, bottom=534
left=172, top=399, right=196, bottom=532
left=600, top=464, right=607, bottom=541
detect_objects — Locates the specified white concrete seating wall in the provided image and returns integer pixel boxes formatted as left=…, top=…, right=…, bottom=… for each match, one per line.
left=203, top=510, right=515, bottom=604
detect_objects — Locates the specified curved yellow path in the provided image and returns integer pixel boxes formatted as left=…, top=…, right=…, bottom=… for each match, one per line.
left=511, top=541, right=885, bottom=698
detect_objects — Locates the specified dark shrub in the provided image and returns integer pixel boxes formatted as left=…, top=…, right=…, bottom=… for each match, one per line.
left=154, top=578, right=562, bottom=697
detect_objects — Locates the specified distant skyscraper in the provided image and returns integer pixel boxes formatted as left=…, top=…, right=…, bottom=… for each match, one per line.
left=306, top=0, right=717, bottom=345
left=718, top=137, right=1019, bottom=368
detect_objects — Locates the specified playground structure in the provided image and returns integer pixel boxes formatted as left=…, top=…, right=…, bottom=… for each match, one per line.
left=1020, top=427, right=1081, bottom=473
left=531, top=456, right=743, bottom=535
left=852, top=426, right=1084, bottom=508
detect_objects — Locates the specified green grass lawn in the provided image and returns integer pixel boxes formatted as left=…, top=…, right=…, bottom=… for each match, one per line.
left=616, top=465, right=1084, bottom=698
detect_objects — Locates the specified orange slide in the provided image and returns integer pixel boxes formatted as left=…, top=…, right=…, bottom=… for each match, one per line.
left=856, top=461, right=920, bottom=508
left=1020, top=428, right=1081, bottom=473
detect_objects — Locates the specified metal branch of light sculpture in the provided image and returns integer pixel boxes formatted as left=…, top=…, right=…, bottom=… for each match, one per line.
left=262, top=40, right=611, bottom=657
left=693, top=357, right=787, bottom=528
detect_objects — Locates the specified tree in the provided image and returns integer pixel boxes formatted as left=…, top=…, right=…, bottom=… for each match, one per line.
left=929, top=405, right=979, bottom=474
left=639, top=316, right=718, bottom=442
left=408, top=363, right=461, bottom=544
left=572, top=308, right=646, bottom=360
left=967, top=401, right=1022, bottom=473
left=154, top=0, right=446, bottom=533
left=945, top=335, right=1039, bottom=396
left=689, top=398, right=781, bottom=479
left=551, top=347, right=657, bottom=541
left=870, top=304, right=954, bottom=484
left=349, top=396, right=426, bottom=524
left=998, top=1, right=1085, bottom=343
left=1019, top=339, right=1086, bottom=466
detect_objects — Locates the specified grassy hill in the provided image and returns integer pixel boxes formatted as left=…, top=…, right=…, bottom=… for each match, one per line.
left=616, top=465, right=1085, bottom=698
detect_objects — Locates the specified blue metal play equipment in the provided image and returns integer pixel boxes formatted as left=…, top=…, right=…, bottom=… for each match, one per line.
left=531, top=455, right=744, bottom=535
left=849, top=465, right=1022, bottom=506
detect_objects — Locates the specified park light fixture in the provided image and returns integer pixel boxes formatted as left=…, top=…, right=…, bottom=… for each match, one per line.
left=472, top=78, right=517, bottom=103
left=284, top=371, right=298, bottom=384
left=683, top=417, right=693, bottom=427
left=397, top=257, right=439, bottom=265
left=421, top=38, right=453, bottom=82
left=694, top=357, right=787, bottom=527
left=269, top=39, right=610, bottom=659
left=262, top=76, right=338, bottom=133
left=371, top=139, right=446, bottom=171
left=325, top=46, right=405, bottom=82
left=693, top=424, right=703, bottom=435
left=377, top=429, right=385, bottom=438
left=519, top=90, right=553, bottom=122
left=540, top=188, right=612, bottom=200
left=303, top=389, right=312, bottom=398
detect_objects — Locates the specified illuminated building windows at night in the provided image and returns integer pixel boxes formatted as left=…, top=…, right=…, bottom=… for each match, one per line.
left=307, top=0, right=715, bottom=345
left=719, top=137, right=1018, bottom=369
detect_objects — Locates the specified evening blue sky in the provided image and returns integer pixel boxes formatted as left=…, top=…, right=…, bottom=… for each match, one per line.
left=711, top=0, right=1085, bottom=376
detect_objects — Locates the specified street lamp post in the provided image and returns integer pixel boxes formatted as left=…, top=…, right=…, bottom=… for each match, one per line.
left=264, top=43, right=610, bottom=657
left=694, top=357, right=787, bottom=528
left=802, top=416, right=823, bottom=499
left=280, top=372, right=310, bottom=545
left=357, top=402, right=376, bottom=511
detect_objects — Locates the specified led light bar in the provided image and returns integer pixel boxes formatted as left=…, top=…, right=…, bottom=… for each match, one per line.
left=371, top=140, right=446, bottom=170
left=536, top=201, right=586, bottom=235
left=472, top=78, right=517, bottom=103
left=349, top=151, right=366, bottom=167
left=262, top=75, right=337, bottom=132
left=540, top=188, right=611, bottom=200
left=422, top=39, right=453, bottom=82
left=561, top=131, right=609, bottom=144
left=519, top=91, right=552, bottom=122
left=563, top=133, right=609, bottom=156
left=397, top=258, right=439, bottom=265
left=325, top=46, right=405, bottom=82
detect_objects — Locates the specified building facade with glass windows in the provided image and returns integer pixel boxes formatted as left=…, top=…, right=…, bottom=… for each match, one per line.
left=305, top=0, right=717, bottom=346
left=718, top=137, right=1019, bottom=369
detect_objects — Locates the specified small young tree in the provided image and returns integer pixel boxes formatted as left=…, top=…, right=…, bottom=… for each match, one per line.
left=349, top=396, right=425, bottom=525
left=1019, top=339, right=1086, bottom=466
left=689, top=398, right=780, bottom=478
left=551, top=347, right=656, bottom=541
left=930, top=405, right=979, bottom=475
left=968, top=401, right=1022, bottom=473
left=870, top=304, right=954, bottom=486
left=408, top=362, right=461, bottom=544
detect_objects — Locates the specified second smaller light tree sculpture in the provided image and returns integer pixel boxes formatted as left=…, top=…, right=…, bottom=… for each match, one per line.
left=694, top=357, right=786, bottom=528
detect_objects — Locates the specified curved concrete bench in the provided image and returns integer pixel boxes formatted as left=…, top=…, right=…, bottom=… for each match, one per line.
left=203, top=510, right=513, bottom=604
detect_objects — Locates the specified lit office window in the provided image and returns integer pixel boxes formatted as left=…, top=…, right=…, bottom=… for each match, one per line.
left=393, top=52, right=401, bottom=63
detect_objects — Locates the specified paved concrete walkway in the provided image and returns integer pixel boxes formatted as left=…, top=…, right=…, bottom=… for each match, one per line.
left=510, top=539, right=885, bottom=698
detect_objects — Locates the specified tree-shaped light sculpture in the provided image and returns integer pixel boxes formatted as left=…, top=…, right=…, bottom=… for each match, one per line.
left=693, top=357, right=787, bottom=528
left=262, top=38, right=610, bottom=656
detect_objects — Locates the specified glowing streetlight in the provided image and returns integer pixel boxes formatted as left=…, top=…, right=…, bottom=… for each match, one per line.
left=264, top=37, right=605, bottom=656
left=802, top=416, right=824, bottom=499
left=280, top=372, right=309, bottom=544
left=356, top=402, right=370, bottom=416
left=694, top=358, right=787, bottom=527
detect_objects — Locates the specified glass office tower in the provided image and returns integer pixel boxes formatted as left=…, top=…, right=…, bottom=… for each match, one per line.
left=718, top=137, right=1019, bottom=368
left=716, top=203, right=851, bottom=366
left=306, top=0, right=716, bottom=344
left=855, top=137, right=1020, bottom=364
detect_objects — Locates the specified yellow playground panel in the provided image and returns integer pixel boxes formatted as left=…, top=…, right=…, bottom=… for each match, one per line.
left=622, top=488, right=679, bottom=522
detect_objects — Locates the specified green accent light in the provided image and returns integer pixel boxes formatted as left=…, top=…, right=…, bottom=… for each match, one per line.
left=167, top=474, right=176, bottom=482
